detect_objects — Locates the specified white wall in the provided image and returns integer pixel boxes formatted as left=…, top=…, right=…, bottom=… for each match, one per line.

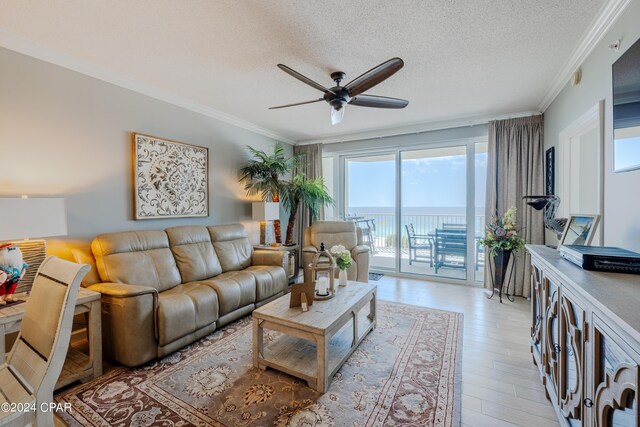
left=322, top=125, right=488, bottom=154
left=0, top=47, right=291, bottom=258
left=544, top=0, right=640, bottom=251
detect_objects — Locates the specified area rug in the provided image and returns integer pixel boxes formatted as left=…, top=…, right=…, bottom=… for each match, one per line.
left=55, top=301, right=462, bottom=426
left=368, top=272, right=384, bottom=281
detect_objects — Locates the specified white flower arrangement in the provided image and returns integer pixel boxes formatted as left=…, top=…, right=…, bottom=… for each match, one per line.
left=330, top=244, right=353, bottom=270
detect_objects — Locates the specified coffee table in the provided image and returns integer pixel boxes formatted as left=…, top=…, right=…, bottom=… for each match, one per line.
left=252, top=281, right=377, bottom=393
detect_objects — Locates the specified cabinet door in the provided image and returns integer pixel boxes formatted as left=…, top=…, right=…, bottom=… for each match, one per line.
left=591, top=315, right=639, bottom=427
left=531, top=264, right=545, bottom=368
left=545, top=275, right=561, bottom=401
left=559, top=290, right=586, bottom=426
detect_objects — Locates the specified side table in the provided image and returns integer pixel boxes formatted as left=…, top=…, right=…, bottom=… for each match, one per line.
left=0, top=287, right=102, bottom=389
left=254, top=244, right=299, bottom=284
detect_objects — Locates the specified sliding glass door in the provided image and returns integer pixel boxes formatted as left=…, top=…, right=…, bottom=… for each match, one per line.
left=335, top=137, right=487, bottom=284
left=400, top=146, right=467, bottom=279
left=345, top=154, right=397, bottom=271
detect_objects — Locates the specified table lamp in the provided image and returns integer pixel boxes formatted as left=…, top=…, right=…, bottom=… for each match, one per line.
left=252, top=202, right=279, bottom=246
left=0, top=197, right=68, bottom=293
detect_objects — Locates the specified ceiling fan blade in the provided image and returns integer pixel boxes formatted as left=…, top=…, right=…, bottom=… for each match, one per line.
left=277, top=64, right=335, bottom=94
left=344, top=58, right=404, bottom=97
left=269, top=98, right=324, bottom=110
left=349, top=94, right=409, bottom=109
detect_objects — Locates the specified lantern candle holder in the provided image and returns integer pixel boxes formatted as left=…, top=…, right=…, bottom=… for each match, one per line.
left=309, top=242, right=336, bottom=300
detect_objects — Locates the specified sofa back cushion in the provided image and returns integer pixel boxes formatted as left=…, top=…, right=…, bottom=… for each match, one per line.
left=307, top=221, right=358, bottom=250
left=166, top=226, right=222, bottom=282
left=91, top=230, right=181, bottom=292
left=208, top=224, right=252, bottom=272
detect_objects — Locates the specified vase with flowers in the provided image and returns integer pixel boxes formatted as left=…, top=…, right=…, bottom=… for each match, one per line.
left=330, top=244, right=353, bottom=287
left=479, top=207, right=525, bottom=302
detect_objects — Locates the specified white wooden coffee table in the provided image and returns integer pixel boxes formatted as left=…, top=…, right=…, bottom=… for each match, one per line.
left=252, top=281, right=376, bottom=393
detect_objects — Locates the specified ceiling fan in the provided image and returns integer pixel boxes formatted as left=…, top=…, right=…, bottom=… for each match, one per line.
left=269, top=57, right=409, bottom=125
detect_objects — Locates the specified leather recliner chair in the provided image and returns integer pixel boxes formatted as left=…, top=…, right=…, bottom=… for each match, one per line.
left=302, top=221, right=370, bottom=283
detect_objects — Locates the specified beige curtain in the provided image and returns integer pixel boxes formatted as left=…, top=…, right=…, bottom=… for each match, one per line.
left=293, top=144, right=323, bottom=252
left=485, top=116, right=545, bottom=298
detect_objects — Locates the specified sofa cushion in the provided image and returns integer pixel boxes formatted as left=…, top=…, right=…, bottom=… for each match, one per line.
left=308, top=221, right=358, bottom=251
left=92, top=230, right=181, bottom=292
left=208, top=224, right=253, bottom=272
left=166, top=226, right=222, bottom=282
left=156, top=283, right=219, bottom=346
left=245, top=265, right=287, bottom=301
left=198, top=271, right=256, bottom=316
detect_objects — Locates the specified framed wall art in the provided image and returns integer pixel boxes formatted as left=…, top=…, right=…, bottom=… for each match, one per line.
left=132, top=133, right=209, bottom=219
left=545, top=147, right=555, bottom=196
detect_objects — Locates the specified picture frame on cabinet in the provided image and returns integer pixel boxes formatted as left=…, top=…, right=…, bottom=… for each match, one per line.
left=559, top=214, right=600, bottom=246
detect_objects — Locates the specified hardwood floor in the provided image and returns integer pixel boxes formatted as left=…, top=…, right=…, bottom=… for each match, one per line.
left=374, top=274, right=560, bottom=427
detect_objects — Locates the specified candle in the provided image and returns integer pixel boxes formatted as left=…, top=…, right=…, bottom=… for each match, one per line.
left=317, top=277, right=328, bottom=295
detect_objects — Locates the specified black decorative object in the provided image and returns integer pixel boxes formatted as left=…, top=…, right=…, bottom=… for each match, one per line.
left=545, top=147, right=555, bottom=195
left=486, top=249, right=515, bottom=303
left=523, top=195, right=567, bottom=239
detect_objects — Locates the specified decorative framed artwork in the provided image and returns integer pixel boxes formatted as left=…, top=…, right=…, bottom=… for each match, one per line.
left=545, top=147, right=555, bottom=196
left=559, top=214, right=600, bottom=246
left=133, top=133, right=209, bottom=219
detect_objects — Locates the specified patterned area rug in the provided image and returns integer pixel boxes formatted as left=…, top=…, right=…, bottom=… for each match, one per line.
left=56, top=301, right=462, bottom=426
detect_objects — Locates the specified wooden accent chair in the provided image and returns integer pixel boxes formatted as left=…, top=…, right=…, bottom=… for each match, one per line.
left=0, top=256, right=89, bottom=427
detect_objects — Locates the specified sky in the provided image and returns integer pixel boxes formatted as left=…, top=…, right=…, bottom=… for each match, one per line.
left=347, top=151, right=487, bottom=209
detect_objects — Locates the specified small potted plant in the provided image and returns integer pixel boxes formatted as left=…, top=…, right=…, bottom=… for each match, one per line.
left=330, top=244, right=353, bottom=287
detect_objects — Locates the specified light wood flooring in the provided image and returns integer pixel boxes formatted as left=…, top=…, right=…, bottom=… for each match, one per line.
left=375, top=274, right=560, bottom=427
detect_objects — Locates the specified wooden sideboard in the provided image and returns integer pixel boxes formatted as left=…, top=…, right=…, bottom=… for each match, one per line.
left=527, top=245, right=640, bottom=427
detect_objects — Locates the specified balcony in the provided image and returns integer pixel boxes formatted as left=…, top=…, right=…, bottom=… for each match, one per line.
left=348, top=213, right=485, bottom=281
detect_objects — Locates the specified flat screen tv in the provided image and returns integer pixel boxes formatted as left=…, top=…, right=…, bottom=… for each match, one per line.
left=613, top=37, right=640, bottom=172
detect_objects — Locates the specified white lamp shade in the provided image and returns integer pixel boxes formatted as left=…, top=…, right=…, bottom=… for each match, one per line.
left=0, top=198, right=68, bottom=241
left=252, top=202, right=280, bottom=221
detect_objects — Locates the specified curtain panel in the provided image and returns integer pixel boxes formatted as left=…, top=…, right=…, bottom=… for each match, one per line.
left=293, top=144, right=324, bottom=256
left=485, top=116, right=545, bottom=297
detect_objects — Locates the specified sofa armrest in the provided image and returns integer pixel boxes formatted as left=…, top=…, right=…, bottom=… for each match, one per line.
left=352, top=246, right=370, bottom=283
left=252, top=250, right=287, bottom=269
left=88, top=282, right=158, bottom=367
left=351, top=245, right=369, bottom=256
left=88, top=282, right=157, bottom=298
left=302, top=245, right=318, bottom=254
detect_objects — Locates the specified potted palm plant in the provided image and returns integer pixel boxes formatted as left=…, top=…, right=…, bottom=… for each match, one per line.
left=280, top=174, right=334, bottom=246
left=239, top=143, right=300, bottom=243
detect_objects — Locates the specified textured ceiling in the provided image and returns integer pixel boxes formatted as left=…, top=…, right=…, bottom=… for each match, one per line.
left=0, top=0, right=605, bottom=142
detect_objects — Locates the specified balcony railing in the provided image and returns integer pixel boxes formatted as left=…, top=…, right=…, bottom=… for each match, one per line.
left=348, top=213, right=485, bottom=250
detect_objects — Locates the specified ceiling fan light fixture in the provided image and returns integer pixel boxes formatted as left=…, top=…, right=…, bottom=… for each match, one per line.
left=330, top=106, right=345, bottom=125
left=270, top=58, right=408, bottom=124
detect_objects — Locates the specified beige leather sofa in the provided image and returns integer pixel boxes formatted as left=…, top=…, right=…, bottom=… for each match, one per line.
left=302, top=221, right=370, bottom=283
left=88, top=224, right=287, bottom=367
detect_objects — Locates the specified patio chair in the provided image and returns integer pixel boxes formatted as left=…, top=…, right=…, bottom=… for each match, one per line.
left=405, top=224, right=433, bottom=266
left=356, top=218, right=377, bottom=254
left=434, top=228, right=467, bottom=273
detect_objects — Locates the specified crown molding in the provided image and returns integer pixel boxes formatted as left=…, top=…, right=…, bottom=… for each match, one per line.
left=296, top=110, right=540, bottom=145
left=0, top=30, right=295, bottom=145
left=537, top=0, right=632, bottom=112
